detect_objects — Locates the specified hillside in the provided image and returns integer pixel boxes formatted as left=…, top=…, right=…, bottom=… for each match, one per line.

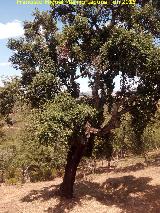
left=1, top=151, right=160, bottom=213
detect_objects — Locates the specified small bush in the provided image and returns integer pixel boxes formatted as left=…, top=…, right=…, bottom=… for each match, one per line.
left=5, top=167, right=22, bottom=184
left=5, top=178, right=19, bottom=185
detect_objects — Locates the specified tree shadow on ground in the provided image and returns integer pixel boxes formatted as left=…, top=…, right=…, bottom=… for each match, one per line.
left=91, top=157, right=160, bottom=175
left=21, top=184, right=59, bottom=202
left=45, top=197, right=82, bottom=213
left=75, top=176, right=160, bottom=213
left=114, top=162, right=146, bottom=173
left=77, top=162, right=146, bottom=177
left=21, top=175, right=160, bottom=213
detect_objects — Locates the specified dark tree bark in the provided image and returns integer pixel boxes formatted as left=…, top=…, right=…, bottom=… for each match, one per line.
left=59, top=97, right=134, bottom=199
left=59, top=142, right=85, bottom=198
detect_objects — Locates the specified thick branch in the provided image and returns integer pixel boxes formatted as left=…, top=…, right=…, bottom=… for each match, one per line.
left=84, top=96, right=136, bottom=138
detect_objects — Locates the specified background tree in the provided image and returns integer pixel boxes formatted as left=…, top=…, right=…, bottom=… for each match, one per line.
left=0, top=77, right=20, bottom=117
left=7, top=1, right=160, bottom=198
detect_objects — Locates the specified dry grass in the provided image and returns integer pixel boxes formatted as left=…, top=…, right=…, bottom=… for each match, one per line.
left=1, top=150, right=160, bottom=213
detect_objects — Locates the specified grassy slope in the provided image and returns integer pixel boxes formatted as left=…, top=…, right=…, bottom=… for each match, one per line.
left=0, top=150, right=160, bottom=213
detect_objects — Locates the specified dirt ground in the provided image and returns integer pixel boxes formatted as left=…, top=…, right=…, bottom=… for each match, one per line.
left=1, top=152, right=160, bottom=213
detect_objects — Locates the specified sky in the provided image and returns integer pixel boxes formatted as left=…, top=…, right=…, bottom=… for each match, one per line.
left=0, top=0, right=122, bottom=92
left=0, top=1, right=50, bottom=81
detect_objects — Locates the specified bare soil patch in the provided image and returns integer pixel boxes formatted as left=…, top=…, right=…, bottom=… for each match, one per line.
left=1, top=151, right=160, bottom=213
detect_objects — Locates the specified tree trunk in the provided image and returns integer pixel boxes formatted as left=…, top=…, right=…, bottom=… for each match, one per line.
left=60, top=143, right=85, bottom=199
